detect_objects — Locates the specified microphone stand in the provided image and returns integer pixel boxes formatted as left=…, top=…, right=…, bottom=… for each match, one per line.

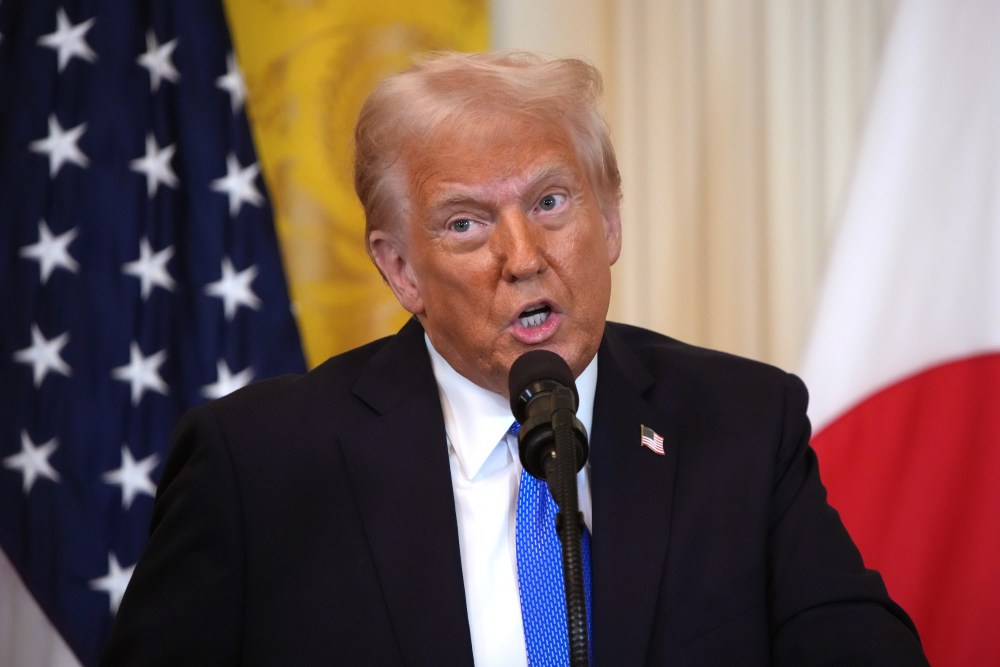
left=544, top=386, right=590, bottom=667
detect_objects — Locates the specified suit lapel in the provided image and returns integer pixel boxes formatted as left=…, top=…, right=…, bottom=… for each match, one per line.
left=591, top=325, right=680, bottom=664
left=338, top=319, right=474, bottom=665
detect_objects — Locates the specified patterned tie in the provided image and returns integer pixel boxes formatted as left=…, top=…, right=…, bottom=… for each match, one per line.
left=511, top=422, right=593, bottom=666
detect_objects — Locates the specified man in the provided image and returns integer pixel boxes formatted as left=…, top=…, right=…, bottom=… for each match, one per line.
left=102, top=51, right=928, bottom=665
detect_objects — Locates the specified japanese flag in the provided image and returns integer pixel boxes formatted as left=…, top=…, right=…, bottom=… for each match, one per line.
left=800, top=1, right=1000, bottom=665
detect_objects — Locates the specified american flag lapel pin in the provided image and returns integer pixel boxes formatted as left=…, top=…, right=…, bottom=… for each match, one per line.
left=640, top=424, right=665, bottom=456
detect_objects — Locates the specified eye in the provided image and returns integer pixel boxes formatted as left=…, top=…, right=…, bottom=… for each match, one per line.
left=537, top=193, right=567, bottom=212
left=450, top=219, right=474, bottom=233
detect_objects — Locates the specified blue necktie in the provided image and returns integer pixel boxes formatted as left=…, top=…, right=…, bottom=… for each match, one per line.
left=512, top=422, right=593, bottom=666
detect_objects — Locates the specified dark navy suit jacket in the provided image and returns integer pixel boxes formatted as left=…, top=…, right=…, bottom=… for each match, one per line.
left=102, top=319, right=928, bottom=665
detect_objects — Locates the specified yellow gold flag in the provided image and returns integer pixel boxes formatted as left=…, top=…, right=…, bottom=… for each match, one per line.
left=223, top=0, right=488, bottom=367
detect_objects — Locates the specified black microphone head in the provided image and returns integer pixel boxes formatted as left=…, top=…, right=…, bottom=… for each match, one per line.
left=508, top=349, right=578, bottom=421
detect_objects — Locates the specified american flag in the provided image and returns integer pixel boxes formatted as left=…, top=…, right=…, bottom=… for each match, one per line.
left=0, top=2, right=306, bottom=665
left=640, top=424, right=665, bottom=456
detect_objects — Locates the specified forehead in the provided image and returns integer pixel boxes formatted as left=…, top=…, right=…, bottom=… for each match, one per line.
left=403, top=114, right=584, bottom=208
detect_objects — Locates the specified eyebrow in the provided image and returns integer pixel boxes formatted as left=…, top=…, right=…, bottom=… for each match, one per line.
left=425, top=162, right=578, bottom=212
left=427, top=191, right=488, bottom=211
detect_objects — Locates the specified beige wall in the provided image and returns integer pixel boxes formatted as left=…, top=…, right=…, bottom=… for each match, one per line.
left=492, top=0, right=896, bottom=370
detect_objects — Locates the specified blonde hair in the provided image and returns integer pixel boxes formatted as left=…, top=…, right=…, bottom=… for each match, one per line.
left=353, top=50, right=622, bottom=252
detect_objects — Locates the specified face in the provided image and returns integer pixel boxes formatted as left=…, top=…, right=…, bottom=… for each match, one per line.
left=369, top=114, right=622, bottom=396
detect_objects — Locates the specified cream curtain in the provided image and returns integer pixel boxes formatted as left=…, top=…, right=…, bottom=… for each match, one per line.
left=492, top=0, right=896, bottom=370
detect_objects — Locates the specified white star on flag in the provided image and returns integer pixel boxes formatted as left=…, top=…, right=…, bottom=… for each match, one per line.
left=19, top=219, right=79, bottom=284
left=36, top=8, right=96, bottom=72
left=88, top=554, right=135, bottom=616
left=640, top=424, right=665, bottom=456
left=136, top=30, right=179, bottom=92
left=13, top=324, right=72, bottom=387
left=29, top=114, right=89, bottom=177
left=129, top=133, right=178, bottom=197
left=2, top=2, right=308, bottom=660
left=201, top=360, right=255, bottom=400
left=210, top=153, right=263, bottom=216
left=122, top=238, right=175, bottom=299
left=101, top=446, right=159, bottom=510
left=216, top=52, right=247, bottom=114
left=205, top=257, right=261, bottom=320
left=111, top=342, right=169, bottom=406
left=3, top=431, right=61, bottom=494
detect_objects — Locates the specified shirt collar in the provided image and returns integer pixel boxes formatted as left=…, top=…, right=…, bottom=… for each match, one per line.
left=425, top=334, right=598, bottom=480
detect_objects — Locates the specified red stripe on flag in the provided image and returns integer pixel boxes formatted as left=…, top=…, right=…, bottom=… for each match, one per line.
left=812, top=352, right=1000, bottom=667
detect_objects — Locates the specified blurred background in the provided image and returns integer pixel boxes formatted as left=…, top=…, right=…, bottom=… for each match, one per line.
left=3, top=1, right=997, bottom=666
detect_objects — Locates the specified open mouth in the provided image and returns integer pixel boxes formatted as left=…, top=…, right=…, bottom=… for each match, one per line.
left=518, top=304, right=552, bottom=328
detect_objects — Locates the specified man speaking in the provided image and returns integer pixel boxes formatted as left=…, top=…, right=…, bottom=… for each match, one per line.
left=102, top=51, right=928, bottom=666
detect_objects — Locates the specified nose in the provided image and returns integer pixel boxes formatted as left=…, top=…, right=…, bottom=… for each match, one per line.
left=495, top=210, right=547, bottom=282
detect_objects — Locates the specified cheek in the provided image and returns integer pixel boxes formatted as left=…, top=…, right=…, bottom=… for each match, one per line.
left=560, top=225, right=614, bottom=276
left=568, top=235, right=614, bottom=312
left=420, top=258, right=499, bottom=317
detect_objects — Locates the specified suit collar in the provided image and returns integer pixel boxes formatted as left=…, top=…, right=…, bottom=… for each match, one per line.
left=351, top=317, right=435, bottom=414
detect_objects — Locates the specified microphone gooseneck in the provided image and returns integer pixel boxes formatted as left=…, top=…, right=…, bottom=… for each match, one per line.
left=508, top=349, right=591, bottom=667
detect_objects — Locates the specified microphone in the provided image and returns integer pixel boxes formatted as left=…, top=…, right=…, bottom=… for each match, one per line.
left=508, top=349, right=589, bottom=486
left=508, top=349, right=592, bottom=666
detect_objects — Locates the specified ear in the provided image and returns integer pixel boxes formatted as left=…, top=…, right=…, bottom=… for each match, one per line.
left=603, top=203, right=623, bottom=265
left=369, top=230, right=425, bottom=315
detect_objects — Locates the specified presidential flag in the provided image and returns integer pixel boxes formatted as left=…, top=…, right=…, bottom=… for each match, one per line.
left=222, top=0, right=489, bottom=365
left=800, top=1, right=1000, bottom=664
left=0, top=2, right=306, bottom=665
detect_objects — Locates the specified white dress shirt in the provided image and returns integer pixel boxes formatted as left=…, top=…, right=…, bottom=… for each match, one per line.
left=426, top=336, right=595, bottom=667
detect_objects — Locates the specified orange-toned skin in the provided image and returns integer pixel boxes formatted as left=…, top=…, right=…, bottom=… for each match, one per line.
left=369, top=115, right=621, bottom=397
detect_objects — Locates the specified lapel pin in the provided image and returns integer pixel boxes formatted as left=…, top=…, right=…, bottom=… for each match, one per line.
left=640, top=424, right=665, bottom=456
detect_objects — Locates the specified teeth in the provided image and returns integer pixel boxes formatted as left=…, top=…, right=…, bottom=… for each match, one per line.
left=519, top=307, right=550, bottom=328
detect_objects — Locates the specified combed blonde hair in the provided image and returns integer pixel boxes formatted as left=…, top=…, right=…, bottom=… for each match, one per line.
left=353, top=50, right=622, bottom=252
